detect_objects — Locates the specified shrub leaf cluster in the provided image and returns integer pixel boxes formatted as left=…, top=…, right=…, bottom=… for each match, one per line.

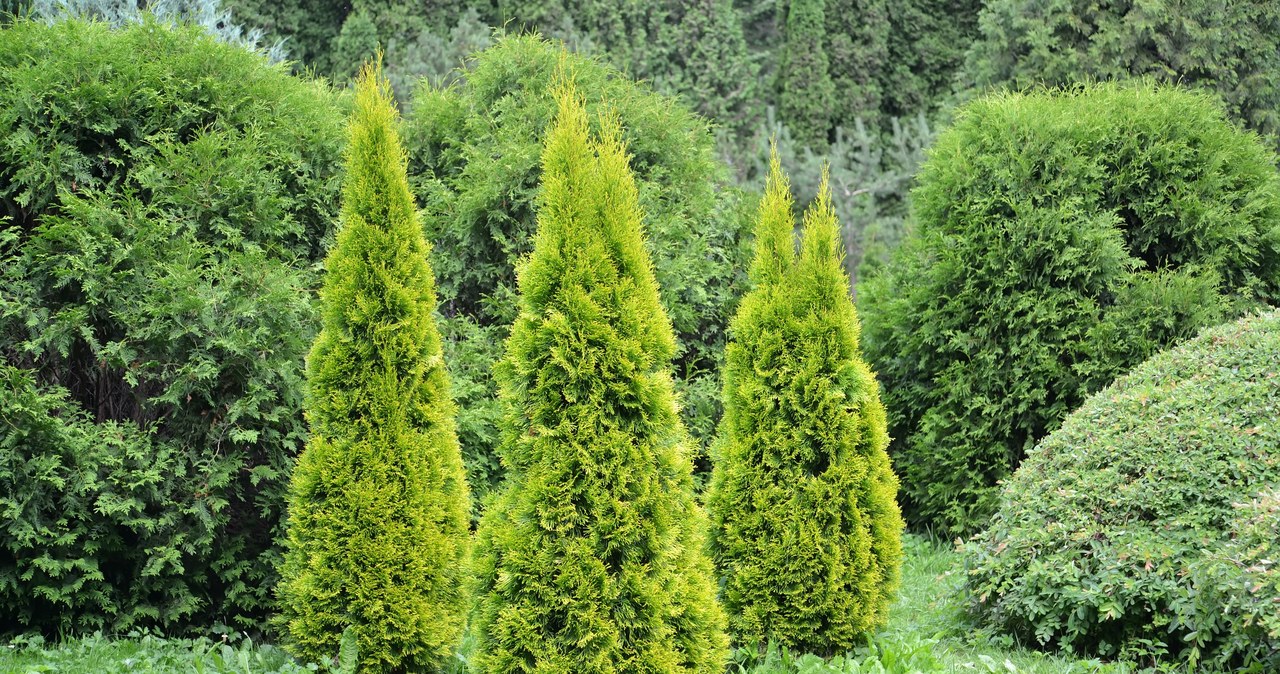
left=965, top=310, right=1280, bottom=668
left=0, top=17, right=344, bottom=635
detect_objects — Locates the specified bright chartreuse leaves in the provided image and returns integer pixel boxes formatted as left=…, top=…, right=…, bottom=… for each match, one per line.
left=276, top=62, right=470, bottom=674
left=470, top=84, right=728, bottom=673
left=708, top=153, right=904, bottom=654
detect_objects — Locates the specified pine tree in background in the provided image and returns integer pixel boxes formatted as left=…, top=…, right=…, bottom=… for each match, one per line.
left=779, top=0, right=835, bottom=147
left=826, top=0, right=888, bottom=129
left=330, top=11, right=379, bottom=83
left=708, top=152, right=903, bottom=654
left=471, top=85, right=728, bottom=673
left=276, top=61, right=470, bottom=673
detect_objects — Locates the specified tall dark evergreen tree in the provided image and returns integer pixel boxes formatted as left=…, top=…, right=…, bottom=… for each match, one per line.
left=708, top=153, right=903, bottom=653
left=826, top=0, right=888, bottom=128
left=471, top=86, right=728, bottom=673
left=778, top=0, right=835, bottom=147
left=276, top=62, right=470, bottom=673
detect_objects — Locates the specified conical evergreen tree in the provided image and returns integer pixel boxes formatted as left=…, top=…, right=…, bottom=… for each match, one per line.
left=471, top=85, right=728, bottom=673
left=708, top=153, right=904, bottom=654
left=276, top=62, right=470, bottom=674
left=779, top=0, right=835, bottom=147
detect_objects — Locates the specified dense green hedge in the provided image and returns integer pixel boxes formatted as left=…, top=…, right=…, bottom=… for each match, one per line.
left=708, top=158, right=903, bottom=654
left=404, top=34, right=750, bottom=506
left=0, top=18, right=345, bottom=634
left=861, top=82, right=1280, bottom=535
left=964, top=310, right=1280, bottom=668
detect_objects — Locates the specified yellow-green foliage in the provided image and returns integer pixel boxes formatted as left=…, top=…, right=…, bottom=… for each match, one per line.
left=708, top=155, right=904, bottom=654
left=275, top=63, right=470, bottom=674
left=470, top=86, right=729, bottom=673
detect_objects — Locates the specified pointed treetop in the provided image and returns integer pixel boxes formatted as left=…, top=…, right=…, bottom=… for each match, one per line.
left=750, top=142, right=797, bottom=285
left=799, top=162, right=844, bottom=273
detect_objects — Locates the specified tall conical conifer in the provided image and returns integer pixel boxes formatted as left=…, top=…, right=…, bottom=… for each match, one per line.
left=708, top=153, right=903, bottom=654
left=779, top=0, right=835, bottom=147
left=276, top=62, right=470, bottom=673
left=471, top=85, right=728, bottom=673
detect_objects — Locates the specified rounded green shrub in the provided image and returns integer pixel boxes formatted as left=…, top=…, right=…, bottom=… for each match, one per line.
left=276, top=65, right=470, bottom=673
left=0, top=18, right=344, bottom=634
left=403, top=34, right=750, bottom=506
left=964, top=310, right=1280, bottom=667
left=965, top=0, right=1280, bottom=145
left=860, top=82, right=1280, bottom=536
left=471, top=88, right=728, bottom=673
left=707, top=156, right=903, bottom=654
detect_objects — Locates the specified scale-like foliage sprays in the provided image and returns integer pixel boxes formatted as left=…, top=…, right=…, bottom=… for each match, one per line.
left=471, top=86, right=728, bottom=673
left=708, top=155, right=903, bottom=654
left=276, top=62, right=470, bottom=673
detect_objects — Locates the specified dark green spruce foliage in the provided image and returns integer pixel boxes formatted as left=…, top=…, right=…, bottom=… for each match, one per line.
left=708, top=157, right=903, bottom=653
left=965, top=311, right=1280, bottom=668
left=825, top=0, right=888, bottom=130
left=277, top=65, right=469, bottom=673
left=405, top=35, right=750, bottom=508
left=860, top=82, right=1280, bottom=536
left=880, top=0, right=981, bottom=118
left=471, top=89, right=728, bottom=673
left=965, top=0, right=1280, bottom=145
left=778, top=0, right=835, bottom=148
left=0, top=19, right=343, bottom=634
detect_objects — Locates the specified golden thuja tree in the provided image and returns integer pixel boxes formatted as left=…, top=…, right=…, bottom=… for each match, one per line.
left=708, top=153, right=903, bottom=654
left=470, top=85, right=728, bottom=673
left=276, top=62, right=470, bottom=673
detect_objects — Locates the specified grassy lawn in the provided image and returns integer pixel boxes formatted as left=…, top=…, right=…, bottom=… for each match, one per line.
left=0, top=536, right=1153, bottom=674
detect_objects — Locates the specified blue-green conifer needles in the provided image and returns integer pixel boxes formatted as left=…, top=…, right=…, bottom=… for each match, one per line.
left=470, top=88, right=729, bottom=673
left=708, top=155, right=904, bottom=654
left=276, top=63, right=470, bottom=673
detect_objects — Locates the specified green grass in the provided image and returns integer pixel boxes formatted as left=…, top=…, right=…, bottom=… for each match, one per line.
left=0, top=536, right=1165, bottom=673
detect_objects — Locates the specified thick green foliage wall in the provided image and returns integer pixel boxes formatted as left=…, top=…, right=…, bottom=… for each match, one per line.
left=276, top=65, right=469, bottom=673
left=965, top=0, right=1280, bottom=145
left=708, top=157, right=903, bottom=654
left=471, top=88, right=728, bottom=673
left=861, top=82, right=1280, bottom=536
left=1188, top=488, right=1280, bottom=669
left=965, top=310, right=1280, bottom=668
left=0, top=19, right=344, bottom=634
left=404, top=35, right=749, bottom=506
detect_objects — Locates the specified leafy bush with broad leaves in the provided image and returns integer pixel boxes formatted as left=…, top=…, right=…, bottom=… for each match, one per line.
left=964, top=310, right=1280, bottom=668
left=964, top=0, right=1280, bottom=146
left=1186, top=488, right=1280, bottom=669
left=404, top=34, right=750, bottom=507
left=0, top=18, right=345, bottom=634
left=860, top=81, right=1280, bottom=536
